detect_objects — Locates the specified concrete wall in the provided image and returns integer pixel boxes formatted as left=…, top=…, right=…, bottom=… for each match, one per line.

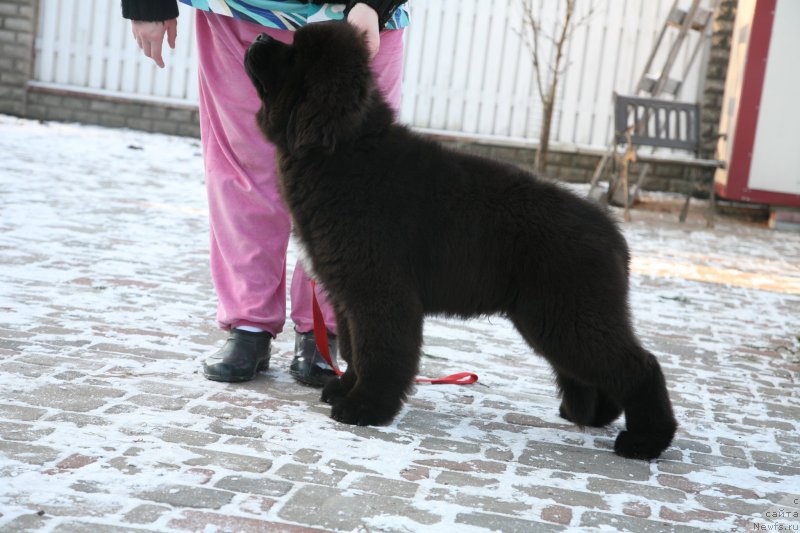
left=0, top=0, right=35, bottom=116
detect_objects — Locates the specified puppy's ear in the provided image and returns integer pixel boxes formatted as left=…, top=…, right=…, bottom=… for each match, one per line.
left=287, top=77, right=371, bottom=155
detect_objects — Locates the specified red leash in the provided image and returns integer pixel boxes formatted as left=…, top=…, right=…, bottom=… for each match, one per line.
left=310, top=281, right=478, bottom=385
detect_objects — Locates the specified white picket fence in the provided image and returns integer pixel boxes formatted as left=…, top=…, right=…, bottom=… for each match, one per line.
left=31, top=0, right=711, bottom=150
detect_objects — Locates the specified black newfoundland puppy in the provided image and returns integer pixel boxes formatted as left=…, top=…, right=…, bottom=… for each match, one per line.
left=245, top=22, right=677, bottom=459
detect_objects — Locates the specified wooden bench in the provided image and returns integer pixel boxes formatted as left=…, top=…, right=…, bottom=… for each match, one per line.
left=588, top=94, right=722, bottom=226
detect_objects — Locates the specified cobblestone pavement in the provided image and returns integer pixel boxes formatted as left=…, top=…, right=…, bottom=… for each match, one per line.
left=1, top=116, right=799, bottom=532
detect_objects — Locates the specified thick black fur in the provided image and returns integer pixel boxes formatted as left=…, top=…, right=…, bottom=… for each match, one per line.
left=244, top=22, right=677, bottom=460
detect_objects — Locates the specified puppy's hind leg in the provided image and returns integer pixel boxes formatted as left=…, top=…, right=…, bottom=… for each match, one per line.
left=511, top=306, right=676, bottom=460
left=556, top=374, right=622, bottom=428
left=612, top=349, right=677, bottom=460
left=328, top=291, right=423, bottom=426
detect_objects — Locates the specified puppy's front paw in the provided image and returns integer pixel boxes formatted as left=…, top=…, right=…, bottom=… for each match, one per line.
left=614, top=430, right=673, bottom=460
left=329, top=395, right=401, bottom=426
left=321, top=377, right=348, bottom=405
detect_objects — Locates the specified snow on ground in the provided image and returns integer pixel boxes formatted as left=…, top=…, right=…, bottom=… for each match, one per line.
left=0, top=115, right=799, bottom=532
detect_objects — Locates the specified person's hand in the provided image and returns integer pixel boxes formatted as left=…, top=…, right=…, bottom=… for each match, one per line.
left=346, top=3, right=380, bottom=59
left=131, top=19, right=178, bottom=68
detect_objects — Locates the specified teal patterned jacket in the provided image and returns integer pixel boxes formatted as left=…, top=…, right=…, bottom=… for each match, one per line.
left=178, top=1, right=409, bottom=30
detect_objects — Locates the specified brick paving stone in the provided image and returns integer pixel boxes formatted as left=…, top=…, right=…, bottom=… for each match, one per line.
left=696, top=495, right=766, bottom=518
left=107, top=456, right=143, bottom=476
left=1, top=514, right=51, bottom=532
left=15, top=383, right=125, bottom=412
left=181, top=446, right=272, bottom=473
left=586, top=477, right=687, bottom=504
left=14, top=494, right=124, bottom=519
left=325, top=458, right=383, bottom=474
left=158, top=427, right=221, bottom=446
left=44, top=412, right=111, bottom=428
left=214, top=475, right=294, bottom=497
left=122, top=504, right=171, bottom=524
left=541, top=504, right=573, bottom=524
left=655, top=460, right=710, bottom=476
left=456, top=511, right=567, bottom=532
left=168, top=510, right=328, bottom=532
left=221, top=435, right=283, bottom=455
left=187, top=404, right=251, bottom=419
left=658, top=506, right=731, bottom=524
left=400, top=466, right=430, bottom=482
left=580, top=511, right=705, bottom=532
left=515, top=484, right=611, bottom=510
left=0, top=421, right=54, bottom=441
left=133, top=380, right=204, bottom=399
left=293, top=448, right=323, bottom=464
left=136, top=484, right=235, bottom=509
left=51, top=523, right=153, bottom=532
left=484, top=445, right=514, bottom=461
left=436, top=470, right=500, bottom=488
left=413, top=458, right=507, bottom=474
left=719, top=445, right=747, bottom=459
left=426, top=488, right=531, bottom=515
left=274, top=463, right=348, bottom=486
left=753, top=462, right=800, bottom=477
left=419, top=436, right=481, bottom=454
left=0, top=403, right=47, bottom=421
left=126, top=393, right=191, bottom=411
left=519, top=443, right=651, bottom=481
left=348, top=474, right=420, bottom=498
left=396, top=408, right=463, bottom=436
left=623, top=501, right=653, bottom=518
left=70, top=480, right=109, bottom=494
left=278, top=485, right=441, bottom=530
left=47, top=453, right=99, bottom=473
left=207, top=419, right=265, bottom=439
left=0, top=440, right=60, bottom=464
left=752, top=450, right=800, bottom=468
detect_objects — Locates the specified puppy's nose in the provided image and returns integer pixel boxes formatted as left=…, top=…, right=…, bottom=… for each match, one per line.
left=256, top=33, right=273, bottom=43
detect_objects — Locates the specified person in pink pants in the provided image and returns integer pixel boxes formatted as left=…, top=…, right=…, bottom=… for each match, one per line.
left=123, top=1, right=407, bottom=384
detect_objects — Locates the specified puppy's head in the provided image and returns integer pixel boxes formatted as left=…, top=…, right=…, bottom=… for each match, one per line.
left=245, top=22, right=375, bottom=155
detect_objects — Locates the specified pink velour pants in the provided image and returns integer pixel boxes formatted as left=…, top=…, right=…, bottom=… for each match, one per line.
left=195, top=12, right=404, bottom=336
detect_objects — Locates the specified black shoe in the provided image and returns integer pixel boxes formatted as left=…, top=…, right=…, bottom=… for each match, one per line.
left=203, top=329, right=272, bottom=382
left=290, top=330, right=338, bottom=387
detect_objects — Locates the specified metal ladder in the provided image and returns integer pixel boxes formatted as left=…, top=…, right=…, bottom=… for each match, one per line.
left=587, top=0, right=719, bottom=208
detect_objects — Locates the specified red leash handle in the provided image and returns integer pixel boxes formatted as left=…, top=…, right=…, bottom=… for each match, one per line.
left=310, top=281, right=478, bottom=386
left=414, top=372, right=479, bottom=385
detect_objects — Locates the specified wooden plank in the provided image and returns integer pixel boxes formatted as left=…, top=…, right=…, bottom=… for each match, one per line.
left=508, top=0, right=535, bottom=139
left=70, top=0, right=92, bottom=86
left=412, top=0, right=440, bottom=127
left=461, top=0, right=491, bottom=134
left=87, top=0, right=109, bottom=90
left=168, top=4, right=195, bottom=100
left=427, top=0, right=458, bottom=130
left=36, top=0, right=58, bottom=83
left=105, top=5, right=129, bottom=93
left=442, top=0, right=476, bottom=131
left=54, top=0, right=75, bottom=84
left=475, top=0, right=509, bottom=135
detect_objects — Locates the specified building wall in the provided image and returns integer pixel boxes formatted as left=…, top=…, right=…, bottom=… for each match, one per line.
left=701, top=0, right=738, bottom=159
left=1, top=0, right=736, bottom=194
left=0, top=0, right=35, bottom=116
left=24, top=88, right=201, bottom=137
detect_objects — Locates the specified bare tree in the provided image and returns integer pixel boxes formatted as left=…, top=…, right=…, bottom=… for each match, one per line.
left=520, top=0, right=596, bottom=175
